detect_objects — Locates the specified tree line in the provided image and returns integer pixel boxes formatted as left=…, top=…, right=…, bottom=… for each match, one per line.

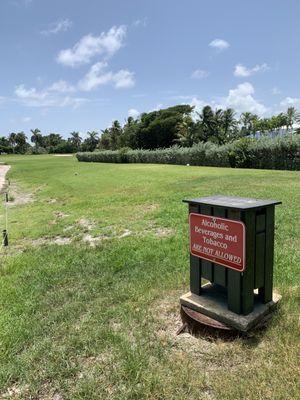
left=1, top=105, right=299, bottom=154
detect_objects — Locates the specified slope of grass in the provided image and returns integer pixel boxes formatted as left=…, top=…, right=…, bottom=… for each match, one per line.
left=0, top=154, right=299, bottom=399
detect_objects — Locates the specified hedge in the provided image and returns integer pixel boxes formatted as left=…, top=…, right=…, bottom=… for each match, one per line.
left=76, top=134, right=300, bottom=171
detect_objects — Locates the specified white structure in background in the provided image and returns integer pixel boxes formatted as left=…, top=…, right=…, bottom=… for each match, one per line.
left=251, top=124, right=299, bottom=139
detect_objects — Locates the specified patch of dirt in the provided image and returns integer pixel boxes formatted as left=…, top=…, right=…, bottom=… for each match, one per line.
left=137, top=203, right=160, bottom=214
left=0, top=384, right=29, bottom=399
left=118, top=229, right=132, bottom=238
left=49, top=211, right=70, bottom=226
left=53, top=154, right=73, bottom=157
left=0, top=165, right=10, bottom=194
left=7, top=183, right=34, bottom=207
left=63, top=225, right=74, bottom=232
left=53, top=211, right=69, bottom=219
left=75, top=352, right=118, bottom=396
left=82, top=229, right=132, bottom=247
left=40, top=392, right=63, bottom=400
left=155, top=227, right=175, bottom=237
left=53, top=237, right=72, bottom=245
left=28, top=236, right=72, bottom=247
left=82, top=234, right=106, bottom=247
left=34, top=384, right=63, bottom=400
left=147, top=227, right=175, bottom=237
left=76, top=218, right=96, bottom=232
left=152, top=292, right=229, bottom=363
left=145, top=204, right=159, bottom=212
left=151, top=291, right=252, bottom=381
left=46, top=198, right=57, bottom=204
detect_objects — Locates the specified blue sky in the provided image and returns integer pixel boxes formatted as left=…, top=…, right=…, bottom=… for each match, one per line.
left=1, top=0, right=300, bottom=137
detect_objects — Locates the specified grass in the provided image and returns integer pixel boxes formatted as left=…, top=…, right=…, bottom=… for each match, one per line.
left=0, top=154, right=299, bottom=399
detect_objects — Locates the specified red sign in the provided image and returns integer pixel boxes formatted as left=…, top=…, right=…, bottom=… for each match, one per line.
left=189, top=213, right=246, bottom=271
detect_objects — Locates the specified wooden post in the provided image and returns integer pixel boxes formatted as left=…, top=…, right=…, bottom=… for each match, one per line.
left=189, top=204, right=201, bottom=295
left=2, top=230, right=8, bottom=246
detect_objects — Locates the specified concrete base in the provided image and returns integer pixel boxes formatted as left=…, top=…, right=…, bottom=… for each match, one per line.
left=180, top=283, right=281, bottom=331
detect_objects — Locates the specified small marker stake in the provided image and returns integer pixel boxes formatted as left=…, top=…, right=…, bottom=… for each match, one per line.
left=2, top=230, right=8, bottom=246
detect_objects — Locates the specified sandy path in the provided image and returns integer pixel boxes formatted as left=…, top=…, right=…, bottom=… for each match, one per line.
left=0, top=165, right=10, bottom=193
left=53, top=154, right=73, bottom=157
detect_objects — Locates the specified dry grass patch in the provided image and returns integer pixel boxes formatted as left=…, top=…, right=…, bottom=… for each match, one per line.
left=0, top=384, right=29, bottom=399
left=7, top=183, right=34, bottom=207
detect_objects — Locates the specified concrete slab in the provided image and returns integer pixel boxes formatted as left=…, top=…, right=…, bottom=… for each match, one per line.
left=180, top=283, right=281, bottom=331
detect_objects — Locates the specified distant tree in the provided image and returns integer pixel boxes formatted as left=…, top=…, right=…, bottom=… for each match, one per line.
left=239, top=112, right=259, bottom=136
left=8, top=132, right=17, bottom=153
left=196, top=105, right=216, bottom=142
left=44, top=133, right=62, bottom=148
left=15, top=132, right=28, bottom=153
left=82, top=131, right=99, bottom=152
left=220, top=108, right=238, bottom=143
left=30, top=128, right=43, bottom=149
left=118, top=117, right=139, bottom=149
left=98, top=128, right=112, bottom=150
left=109, top=120, right=123, bottom=150
left=285, top=107, right=299, bottom=131
left=136, top=105, right=193, bottom=149
left=174, top=115, right=195, bottom=146
left=0, top=136, right=12, bottom=153
left=69, top=131, right=82, bottom=150
left=194, top=106, right=238, bottom=144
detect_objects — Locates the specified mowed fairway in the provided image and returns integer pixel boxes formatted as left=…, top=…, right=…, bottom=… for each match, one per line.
left=0, top=155, right=299, bottom=399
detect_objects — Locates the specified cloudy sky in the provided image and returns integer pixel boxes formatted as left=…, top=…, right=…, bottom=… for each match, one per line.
left=1, top=0, right=300, bottom=136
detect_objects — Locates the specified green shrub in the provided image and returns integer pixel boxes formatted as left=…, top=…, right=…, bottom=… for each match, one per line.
left=28, top=146, right=48, bottom=155
left=77, top=134, right=300, bottom=171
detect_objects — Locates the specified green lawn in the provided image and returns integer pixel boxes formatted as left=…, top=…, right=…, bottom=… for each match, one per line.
left=0, top=155, right=299, bottom=399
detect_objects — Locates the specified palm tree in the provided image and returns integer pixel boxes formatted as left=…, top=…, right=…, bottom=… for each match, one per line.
left=221, top=108, right=237, bottom=142
left=285, top=107, right=299, bottom=131
left=109, top=121, right=122, bottom=150
left=15, top=132, right=28, bottom=153
left=70, top=131, right=82, bottom=150
left=86, top=131, right=99, bottom=151
left=174, top=119, right=194, bottom=147
left=239, top=112, right=259, bottom=136
left=8, top=132, right=17, bottom=153
left=30, top=128, right=42, bottom=149
left=197, top=105, right=216, bottom=141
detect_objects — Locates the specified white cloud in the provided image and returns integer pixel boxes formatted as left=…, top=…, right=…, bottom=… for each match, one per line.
left=48, top=80, right=76, bottom=93
left=149, top=103, right=163, bottom=112
left=133, top=18, right=147, bottom=27
left=128, top=108, right=140, bottom=118
left=57, top=25, right=126, bottom=67
left=113, top=70, right=135, bottom=89
left=15, top=84, right=47, bottom=100
left=219, top=82, right=267, bottom=115
left=272, top=86, right=281, bottom=95
left=189, top=97, right=206, bottom=114
left=185, top=84, right=268, bottom=116
left=22, top=116, right=31, bottom=122
left=191, top=69, right=209, bottom=79
left=14, top=84, right=89, bottom=108
left=280, top=97, right=300, bottom=110
left=41, top=19, right=72, bottom=35
left=234, top=63, right=269, bottom=77
left=209, top=38, right=230, bottom=51
left=78, top=62, right=112, bottom=91
left=78, top=62, right=135, bottom=91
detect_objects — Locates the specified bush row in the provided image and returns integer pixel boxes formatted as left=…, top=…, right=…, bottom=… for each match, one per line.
left=76, top=134, right=300, bottom=170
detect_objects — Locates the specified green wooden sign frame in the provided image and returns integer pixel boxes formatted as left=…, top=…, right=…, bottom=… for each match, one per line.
left=183, top=196, right=281, bottom=315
